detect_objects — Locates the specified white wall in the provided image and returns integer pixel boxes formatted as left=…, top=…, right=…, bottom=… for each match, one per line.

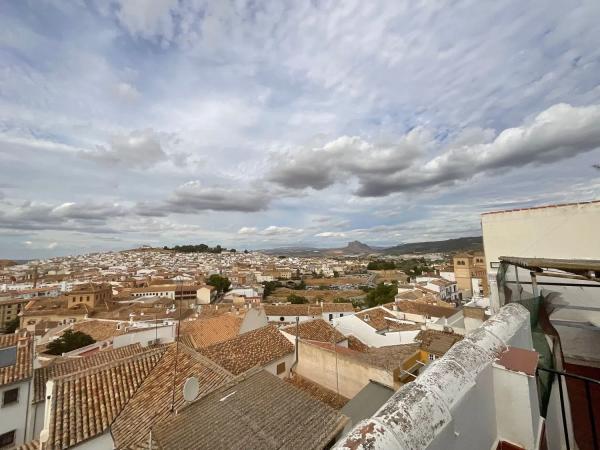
left=492, top=365, right=540, bottom=449
left=113, top=325, right=176, bottom=348
left=482, top=201, right=600, bottom=267
left=332, top=315, right=419, bottom=347
left=0, top=380, right=31, bottom=447
left=264, top=353, right=295, bottom=379
left=296, top=341, right=396, bottom=398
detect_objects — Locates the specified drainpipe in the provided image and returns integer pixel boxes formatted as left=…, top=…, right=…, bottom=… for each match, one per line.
left=530, top=271, right=539, bottom=298
left=290, top=316, right=299, bottom=377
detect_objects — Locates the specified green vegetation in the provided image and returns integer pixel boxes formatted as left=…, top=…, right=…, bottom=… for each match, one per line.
left=46, top=329, right=95, bottom=355
left=164, top=244, right=224, bottom=253
left=367, top=260, right=396, bottom=270
left=367, top=258, right=431, bottom=276
left=287, top=294, right=308, bottom=304
left=262, top=281, right=282, bottom=297
left=206, top=274, right=231, bottom=293
left=365, top=282, right=397, bottom=308
left=292, top=280, right=306, bottom=290
left=2, top=317, right=20, bottom=334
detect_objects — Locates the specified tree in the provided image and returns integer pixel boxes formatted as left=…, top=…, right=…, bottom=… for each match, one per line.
left=3, top=317, right=20, bottom=334
left=230, top=248, right=237, bottom=253
left=287, top=294, right=308, bottom=304
left=207, top=274, right=231, bottom=293
left=46, top=330, right=95, bottom=355
left=293, top=280, right=306, bottom=290
left=244, top=249, right=249, bottom=254
left=365, top=282, right=397, bottom=308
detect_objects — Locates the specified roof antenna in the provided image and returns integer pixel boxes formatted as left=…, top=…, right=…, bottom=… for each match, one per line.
left=170, top=277, right=184, bottom=412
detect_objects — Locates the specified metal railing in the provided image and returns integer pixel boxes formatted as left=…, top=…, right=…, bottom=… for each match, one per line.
left=536, top=366, right=599, bottom=450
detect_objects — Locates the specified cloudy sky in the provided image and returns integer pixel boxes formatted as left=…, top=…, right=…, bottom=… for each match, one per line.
left=1, top=0, right=600, bottom=258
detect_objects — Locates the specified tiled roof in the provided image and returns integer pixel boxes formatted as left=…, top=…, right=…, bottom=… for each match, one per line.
left=152, top=369, right=348, bottom=450
left=355, top=307, right=419, bottom=332
left=70, top=320, right=125, bottom=341
left=111, top=343, right=233, bottom=449
left=71, top=282, right=112, bottom=293
left=45, top=346, right=167, bottom=450
left=395, top=300, right=459, bottom=318
left=15, top=440, right=39, bottom=450
left=180, top=314, right=243, bottom=349
left=0, top=332, right=33, bottom=387
left=347, top=335, right=370, bottom=352
left=304, top=340, right=419, bottom=371
left=282, top=319, right=346, bottom=343
left=321, top=303, right=354, bottom=313
left=199, top=325, right=294, bottom=375
left=264, top=303, right=354, bottom=317
left=415, top=329, right=463, bottom=356
left=33, top=344, right=148, bottom=403
left=286, top=375, right=349, bottom=410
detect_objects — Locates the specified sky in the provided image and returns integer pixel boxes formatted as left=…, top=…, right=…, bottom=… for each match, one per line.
left=1, top=0, right=600, bottom=259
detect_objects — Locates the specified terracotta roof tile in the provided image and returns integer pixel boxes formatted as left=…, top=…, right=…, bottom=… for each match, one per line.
left=199, top=325, right=294, bottom=375
left=111, top=343, right=233, bottom=449
left=281, top=319, right=346, bottom=343
left=415, top=329, right=463, bottom=356
left=45, top=346, right=166, bottom=449
left=303, top=341, right=419, bottom=371
left=34, top=344, right=149, bottom=403
left=180, top=314, right=242, bottom=349
left=264, top=303, right=353, bottom=317
left=355, top=308, right=419, bottom=332
left=0, top=332, right=33, bottom=387
left=395, top=300, right=459, bottom=318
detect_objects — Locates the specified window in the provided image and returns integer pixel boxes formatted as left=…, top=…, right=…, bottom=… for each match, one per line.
left=276, top=362, right=286, bottom=375
left=0, top=430, right=15, bottom=448
left=340, top=313, right=344, bottom=317
left=328, top=313, right=333, bottom=321
left=2, top=388, right=19, bottom=406
left=279, top=317, right=285, bottom=322
left=428, top=354, right=436, bottom=361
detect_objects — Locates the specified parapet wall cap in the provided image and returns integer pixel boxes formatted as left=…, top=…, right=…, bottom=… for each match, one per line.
left=334, top=303, right=531, bottom=450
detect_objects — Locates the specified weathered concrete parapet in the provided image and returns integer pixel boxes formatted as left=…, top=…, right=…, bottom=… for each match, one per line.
left=335, top=303, right=530, bottom=450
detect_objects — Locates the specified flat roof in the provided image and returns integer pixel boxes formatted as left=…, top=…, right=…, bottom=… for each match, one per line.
left=481, top=199, right=600, bottom=216
left=499, top=256, right=600, bottom=274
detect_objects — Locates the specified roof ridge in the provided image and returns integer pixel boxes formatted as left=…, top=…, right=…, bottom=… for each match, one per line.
left=177, top=341, right=235, bottom=378
left=52, top=345, right=167, bottom=383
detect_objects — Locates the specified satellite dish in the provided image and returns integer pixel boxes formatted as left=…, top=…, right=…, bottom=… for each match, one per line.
left=183, top=377, right=199, bottom=402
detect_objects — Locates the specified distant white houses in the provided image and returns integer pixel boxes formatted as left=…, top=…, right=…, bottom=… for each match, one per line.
left=263, top=303, right=355, bottom=324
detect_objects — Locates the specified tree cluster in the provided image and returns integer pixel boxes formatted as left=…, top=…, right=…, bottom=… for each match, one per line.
left=365, top=282, right=398, bottom=308
left=287, top=294, right=308, bottom=304
left=164, top=244, right=225, bottom=253
left=207, top=274, right=231, bottom=293
left=46, top=330, right=95, bottom=355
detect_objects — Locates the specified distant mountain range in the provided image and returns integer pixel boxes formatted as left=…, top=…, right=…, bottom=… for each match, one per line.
left=261, top=236, right=483, bottom=256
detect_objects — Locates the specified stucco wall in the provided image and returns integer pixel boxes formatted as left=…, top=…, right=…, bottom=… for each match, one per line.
left=296, top=341, right=394, bottom=398
left=481, top=201, right=600, bottom=267
left=0, top=380, right=30, bottom=447
left=264, top=353, right=295, bottom=379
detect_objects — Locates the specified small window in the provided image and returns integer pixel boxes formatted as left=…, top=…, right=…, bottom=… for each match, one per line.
left=428, top=354, right=436, bottom=361
left=279, top=317, right=285, bottom=322
left=2, top=388, right=19, bottom=406
left=340, top=313, right=344, bottom=317
left=328, top=313, right=333, bottom=321
left=276, top=362, right=286, bottom=375
left=0, top=430, right=15, bottom=447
